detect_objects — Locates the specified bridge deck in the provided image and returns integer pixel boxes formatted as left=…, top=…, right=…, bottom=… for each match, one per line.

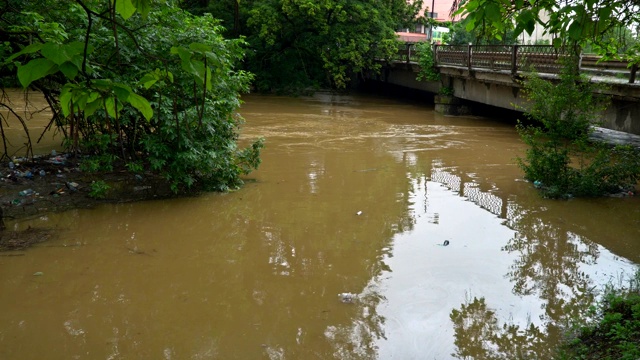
left=394, top=44, right=638, bottom=84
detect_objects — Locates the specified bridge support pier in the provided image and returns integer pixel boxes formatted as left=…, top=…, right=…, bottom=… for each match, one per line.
left=434, top=95, right=471, bottom=116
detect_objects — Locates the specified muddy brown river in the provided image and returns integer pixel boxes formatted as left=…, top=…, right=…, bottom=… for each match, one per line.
left=1, top=92, right=639, bottom=359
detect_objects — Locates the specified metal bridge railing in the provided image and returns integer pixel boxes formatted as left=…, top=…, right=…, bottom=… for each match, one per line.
left=393, top=43, right=420, bottom=64
left=432, top=44, right=572, bottom=75
left=391, top=44, right=639, bottom=83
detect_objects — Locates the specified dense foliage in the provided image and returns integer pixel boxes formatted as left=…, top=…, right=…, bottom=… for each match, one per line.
left=444, top=17, right=518, bottom=45
left=1, top=0, right=263, bottom=192
left=516, top=61, right=640, bottom=198
left=415, top=42, right=439, bottom=82
left=451, top=0, right=640, bottom=63
left=181, top=0, right=423, bottom=91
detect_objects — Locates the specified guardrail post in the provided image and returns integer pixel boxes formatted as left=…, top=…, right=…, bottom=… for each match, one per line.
left=511, top=45, right=518, bottom=75
left=434, top=44, right=439, bottom=66
left=406, top=43, right=411, bottom=64
left=467, top=44, right=472, bottom=72
left=630, top=63, right=638, bottom=83
left=578, top=51, right=583, bottom=71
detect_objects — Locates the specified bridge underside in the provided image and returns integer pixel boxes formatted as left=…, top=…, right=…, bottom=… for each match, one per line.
left=370, top=63, right=640, bottom=135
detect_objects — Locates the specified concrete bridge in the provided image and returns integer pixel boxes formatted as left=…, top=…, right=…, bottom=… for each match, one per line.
left=370, top=44, right=640, bottom=135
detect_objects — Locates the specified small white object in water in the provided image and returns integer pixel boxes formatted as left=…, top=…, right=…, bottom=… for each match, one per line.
left=338, top=292, right=358, bottom=303
left=356, top=211, right=363, bottom=216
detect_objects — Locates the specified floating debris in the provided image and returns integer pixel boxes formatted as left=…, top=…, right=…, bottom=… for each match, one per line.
left=18, top=189, right=35, bottom=197
left=356, top=211, right=363, bottom=216
left=46, top=155, right=67, bottom=165
left=338, top=292, right=358, bottom=303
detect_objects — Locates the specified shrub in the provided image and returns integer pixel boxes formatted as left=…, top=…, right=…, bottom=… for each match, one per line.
left=1, top=1, right=263, bottom=193
left=415, top=42, right=440, bottom=82
left=516, top=60, right=640, bottom=198
left=89, top=180, right=111, bottom=199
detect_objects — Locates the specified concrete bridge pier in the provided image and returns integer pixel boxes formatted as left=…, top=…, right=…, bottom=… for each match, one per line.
left=434, top=94, right=471, bottom=115
left=372, top=56, right=640, bottom=135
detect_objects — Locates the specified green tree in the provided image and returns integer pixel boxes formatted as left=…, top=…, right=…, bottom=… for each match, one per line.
left=516, top=62, right=640, bottom=198
left=187, top=0, right=422, bottom=91
left=1, top=0, right=263, bottom=192
left=446, top=17, right=518, bottom=45
left=415, top=42, right=439, bottom=81
left=180, top=0, right=242, bottom=37
left=451, top=0, right=640, bottom=64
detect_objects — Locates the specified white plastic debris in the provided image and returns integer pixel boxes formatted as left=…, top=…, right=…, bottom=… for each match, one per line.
left=356, top=211, right=363, bottom=216
left=338, top=292, right=358, bottom=303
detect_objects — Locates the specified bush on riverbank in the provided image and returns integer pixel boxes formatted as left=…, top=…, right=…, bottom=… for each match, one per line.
left=556, top=270, right=640, bottom=359
left=0, top=1, right=263, bottom=193
left=516, top=61, right=640, bottom=198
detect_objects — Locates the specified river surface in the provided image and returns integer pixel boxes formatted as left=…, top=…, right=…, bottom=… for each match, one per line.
left=0, top=92, right=639, bottom=359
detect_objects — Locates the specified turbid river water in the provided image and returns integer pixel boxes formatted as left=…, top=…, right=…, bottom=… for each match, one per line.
left=0, top=92, right=639, bottom=359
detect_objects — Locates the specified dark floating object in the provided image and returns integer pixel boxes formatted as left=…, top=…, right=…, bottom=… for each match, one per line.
left=443, top=240, right=450, bottom=246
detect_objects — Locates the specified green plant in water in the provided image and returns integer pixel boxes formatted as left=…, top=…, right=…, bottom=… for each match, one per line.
left=89, top=180, right=111, bottom=199
left=557, top=270, right=640, bottom=359
left=516, top=59, right=640, bottom=198
left=415, top=42, right=440, bottom=82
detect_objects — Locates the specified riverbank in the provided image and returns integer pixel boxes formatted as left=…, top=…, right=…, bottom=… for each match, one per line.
left=0, top=153, right=185, bottom=251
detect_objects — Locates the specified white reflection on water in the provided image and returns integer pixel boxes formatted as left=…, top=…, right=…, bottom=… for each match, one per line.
left=366, top=172, right=637, bottom=359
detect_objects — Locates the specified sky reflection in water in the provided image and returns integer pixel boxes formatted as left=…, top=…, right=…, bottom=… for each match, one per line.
left=350, top=166, right=638, bottom=359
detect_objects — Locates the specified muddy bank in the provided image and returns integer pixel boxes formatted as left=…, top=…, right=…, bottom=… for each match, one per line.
left=0, top=153, right=190, bottom=250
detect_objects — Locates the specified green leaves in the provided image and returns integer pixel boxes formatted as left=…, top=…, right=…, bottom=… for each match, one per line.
left=17, top=58, right=57, bottom=88
left=455, top=0, right=640, bottom=64
left=4, top=43, right=43, bottom=64
left=139, top=69, right=174, bottom=89
left=114, top=0, right=151, bottom=19
left=245, top=0, right=412, bottom=89
left=567, top=21, right=584, bottom=41
left=13, top=41, right=90, bottom=87
left=514, top=10, right=536, bottom=36
left=127, top=92, right=153, bottom=120
left=515, top=63, right=640, bottom=198
left=484, top=3, right=501, bottom=23
left=4, top=0, right=260, bottom=193
left=115, top=0, right=137, bottom=20
left=40, top=42, right=85, bottom=67
left=171, top=44, right=218, bottom=91
left=415, top=42, right=440, bottom=82
left=59, top=80, right=153, bottom=121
